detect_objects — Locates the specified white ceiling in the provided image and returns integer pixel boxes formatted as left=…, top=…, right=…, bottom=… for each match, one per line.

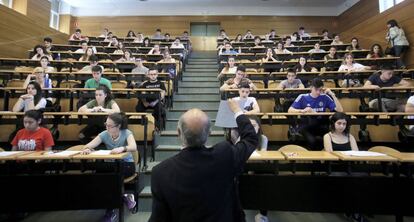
left=61, top=0, right=360, bottom=16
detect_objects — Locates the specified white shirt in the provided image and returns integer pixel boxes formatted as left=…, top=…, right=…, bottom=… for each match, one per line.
left=408, top=96, right=414, bottom=130
left=338, top=63, right=365, bottom=72
left=234, top=97, right=258, bottom=113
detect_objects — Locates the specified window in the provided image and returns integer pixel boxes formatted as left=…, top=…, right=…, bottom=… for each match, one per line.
left=379, top=0, right=405, bottom=13
left=50, top=0, right=60, bottom=30
left=0, top=0, right=13, bottom=8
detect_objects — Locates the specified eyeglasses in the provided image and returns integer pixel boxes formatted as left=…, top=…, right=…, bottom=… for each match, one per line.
left=104, top=123, right=118, bottom=129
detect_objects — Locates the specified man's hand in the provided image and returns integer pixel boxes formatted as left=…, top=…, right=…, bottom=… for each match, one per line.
left=302, top=107, right=314, bottom=113
left=228, top=98, right=242, bottom=114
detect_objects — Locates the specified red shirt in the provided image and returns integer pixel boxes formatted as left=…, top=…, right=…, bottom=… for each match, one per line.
left=11, top=127, right=55, bottom=151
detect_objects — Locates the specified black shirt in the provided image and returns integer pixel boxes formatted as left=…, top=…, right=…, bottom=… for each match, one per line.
left=139, top=80, right=166, bottom=103
left=368, top=73, right=401, bottom=87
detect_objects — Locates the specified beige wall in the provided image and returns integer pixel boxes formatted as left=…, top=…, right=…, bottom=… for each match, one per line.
left=12, top=0, right=51, bottom=27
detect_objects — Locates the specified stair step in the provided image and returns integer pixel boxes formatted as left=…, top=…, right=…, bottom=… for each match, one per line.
left=174, top=94, right=220, bottom=100
left=182, top=76, right=218, bottom=82
left=144, top=161, right=161, bottom=174
left=182, top=72, right=218, bottom=77
left=187, top=61, right=217, bottom=65
left=178, top=87, right=219, bottom=94
left=185, top=68, right=218, bottom=73
left=178, top=81, right=220, bottom=88
left=172, top=101, right=219, bottom=110
left=138, top=186, right=153, bottom=212
left=186, top=65, right=218, bottom=69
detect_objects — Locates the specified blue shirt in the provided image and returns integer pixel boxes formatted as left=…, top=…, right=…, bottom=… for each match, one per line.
left=291, top=93, right=336, bottom=112
left=98, top=129, right=134, bottom=162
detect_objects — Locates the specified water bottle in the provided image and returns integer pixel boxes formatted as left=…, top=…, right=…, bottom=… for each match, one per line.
left=56, top=53, right=61, bottom=61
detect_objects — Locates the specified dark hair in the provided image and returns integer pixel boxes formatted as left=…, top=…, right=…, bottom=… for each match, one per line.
left=380, top=64, right=395, bottom=71
left=165, top=33, right=170, bottom=37
left=89, top=55, right=99, bottom=62
left=33, top=45, right=48, bottom=57
left=27, top=81, right=43, bottom=106
left=295, top=56, right=312, bottom=72
left=24, top=109, right=43, bottom=123
left=175, top=37, right=180, bottom=41
left=143, top=37, right=150, bottom=46
left=329, top=112, right=351, bottom=135
left=220, top=29, right=225, bottom=32
left=123, top=49, right=133, bottom=58
left=310, top=78, right=324, bottom=88
left=108, top=32, right=113, bottom=35
left=80, top=40, right=88, bottom=45
left=350, top=37, right=360, bottom=49
left=127, top=30, right=136, bottom=37
left=108, top=112, right=128, bottom=129
left=235, top=34, right=242, bottom=41
left=322, top=29, right=328, bottom=34
left=254, top=36, right=261, bottom=41
left=369, top=44, right=384, bottom=57
left=75, top=29, right=81, bottom=33
left=285, top=36, right=291, bottom=40
left=40, top=56, right=50, bottom=62
left=156, top=28, right=161, bottom=32
left=299, top=27, right=305, bottom=30
left=223, top=38, right=230, bottom=42
left=148, top=66, right=159, bottom=72
left=343, top=53, right=354, bottom=64
left=183, top=31, right=188, bottom=34
left=329, top=46, right=337, bottom=51
left=276, top=41, right=285, bottom=49
left=43, top=37, right=52, bottom=43
left=387, top=19, right=399, bottom=28
left=239, top=82, right=250, bottom=89
left=91, top=65, right=102, bottom=73
left=286, top=68, right=296, bottom=74
left=332, top=33, right=340, bottom=38
left=237, top=65, right=246, bottom=72
left=96, top=84, right=113, bottom=106
left=292, top=32, right=299, bottom=37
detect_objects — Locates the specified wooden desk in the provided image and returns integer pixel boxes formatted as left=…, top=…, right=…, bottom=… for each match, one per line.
left=333, top=151, right=398, bottom=162
left=17, top=151, right=81, bottom=160
left=73, top=152, right=128, bottom=160
left=282, top=151, right=339, bottom=161
left=0, top=151, right=33, bottom=161
left=249, top=151, right=285, bottom=161
left=387, top=152, right=414, bottom=163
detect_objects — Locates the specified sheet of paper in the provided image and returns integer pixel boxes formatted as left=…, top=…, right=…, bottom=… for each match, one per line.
left=0, top=151, right=22, bottom=157
left=48, top=151, right=81, bottom=156
left=250, top=150, right=261, bottom=158
left=91, top=150, right=112, bottom=155
left=215, top=99, right=250, bottom=128
left=340, top=151, right=387, bottom=157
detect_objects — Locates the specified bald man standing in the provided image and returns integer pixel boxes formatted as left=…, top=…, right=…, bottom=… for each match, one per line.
left=149, top=99, right=259, bottom=222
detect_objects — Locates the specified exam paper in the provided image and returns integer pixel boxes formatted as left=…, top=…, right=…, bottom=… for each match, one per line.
left=340, top=151, right=387, bottom=157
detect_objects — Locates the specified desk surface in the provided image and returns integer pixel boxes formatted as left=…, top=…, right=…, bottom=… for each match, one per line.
left=387, top=152, right=414, bottom=163
left=17, top=151, right=80, bottom=160
left=332, top=151, right=398, bottom=162
left=72, top=152, right=128, bottom=160
left=282, top=151, right=339, bottom=161
left=249, top=151, right=285, bottom=161
left=0, top=151, right=34, bottom=160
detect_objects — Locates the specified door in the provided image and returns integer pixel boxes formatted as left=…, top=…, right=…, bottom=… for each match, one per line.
left=190, top=22, right=220, bottom=51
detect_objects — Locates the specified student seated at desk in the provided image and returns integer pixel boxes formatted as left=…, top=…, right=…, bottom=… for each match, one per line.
left=148, top=44, right=161, bottom=55
left=99, top=28, right=109, bottom=38
left=11, top=110, right=54, bottom=151
left=324, top=46, right=339, bottom=62
left=133, top=33, right=144, bottom=43
left=346, top=37, right=361, bottom=51
left=23, top=67, right=52, bottom=89
left=152, top=28, right=164, bottom=40
left=78, top=55, right=104, bottom=74
left=43, top=37, right=54, bottom=54
left=159, top=50, right=176, bottom=63
left=78, top=84, right=120, bottom=143
left=243, top=30, right=254, bottom=40
left=290, top=32, right=299, bottom=41
left=293, top=56, right=318, bottom=73
left=261, top=34, right=273, bottom=43
left=298, top=26, right=311, bottom=39
left=131, top=57, right=149, bottom=74
left=78, top=47, right=95, bottom=62
left=31, top=45, right=53, bottom=61
left=308, top=42, right=326, bottom=53
left=142, top=37, right=151, bottom=47
left=262, top=48, right=279, bottom=62
left=274, top=41, right=293, bottom=55
left=165, top=32, right=173, bottom=42
left=81, top=112, right=137, bottom=215
left=116, top=49, right=135, bottom=62
left=284, top=36, right=295, bottom=47
left=220, top=66, right=257, bottom=91
left=231, top=34, right=243, bottom=43
left=338, top=53, right=370, bottom=72
left=84, top=65, right=112, bottom=89
left=126, top=30, right=136, bottom=38
left=231, top=115, right=267, bottom=150
left=366, top=44, right=384, bottom=59
left=322, top=29, right=330, bottom=40
left=103, top=32, right=113, bottom=42
left=107, top=36, right=119, bottom=48
left=135, top=68, right=166, bottom=130
left=252, top=36, right=264, bottom=48
left=74, top=40, right=88, bottom=53
left=269, top=29, right=278, bottom=39
left=69, top=28, right=88, bottom=41
left=217, top=29, right=229, bottom=40
left=233, top=83, right=260, bottom=114
left=170, top=37, right=185, bottom=49
left=219, top=42, right=240, bottom=55
left=38, top=56, right=56, bottom=73
left=364, top=65, right=410, bottom=112
left=113, top=41, right=125, bottom=54
left=288, top=78, right=343, bottom=150
left=218, top=56, right=237, bottom=80
left=331, top=34, right=344, bottom=45
left=277, top=68, right=305, bottom=111
left=323, top=112, right=358, bottom=152
left=13, top=82, right=47, bottom=112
